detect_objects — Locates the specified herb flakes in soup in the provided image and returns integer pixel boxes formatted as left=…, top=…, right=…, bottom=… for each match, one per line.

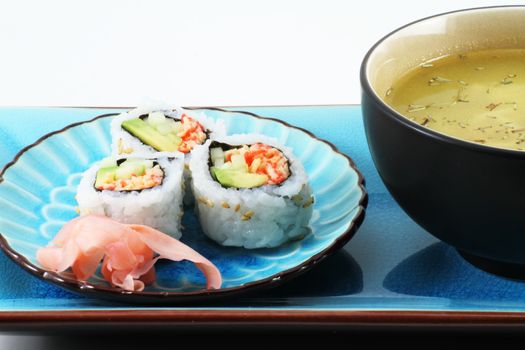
left=386, top=49, right=525, bottom=151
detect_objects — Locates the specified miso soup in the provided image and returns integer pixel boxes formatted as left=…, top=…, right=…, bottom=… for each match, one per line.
left=386, top=49, right=525, bottom=150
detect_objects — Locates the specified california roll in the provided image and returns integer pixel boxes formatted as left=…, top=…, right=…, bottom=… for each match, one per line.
left=76, top=154, right=184, bottom=238
left=111, top=107, right=221, bottom=155
left=190, top=134, right=313, bottom=249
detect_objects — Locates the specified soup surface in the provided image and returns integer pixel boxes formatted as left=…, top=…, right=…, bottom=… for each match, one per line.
left=386, top=49, right=525, bottom=150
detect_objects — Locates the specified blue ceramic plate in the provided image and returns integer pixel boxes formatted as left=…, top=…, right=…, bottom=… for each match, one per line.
left=0, top=108, right=366, bottom=304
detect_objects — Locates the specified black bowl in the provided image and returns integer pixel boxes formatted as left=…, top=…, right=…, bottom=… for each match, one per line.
left=360, top=6, right=525, bottom=278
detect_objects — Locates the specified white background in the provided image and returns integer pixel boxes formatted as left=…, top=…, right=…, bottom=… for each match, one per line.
left=0, top=0, right=521, bottom=107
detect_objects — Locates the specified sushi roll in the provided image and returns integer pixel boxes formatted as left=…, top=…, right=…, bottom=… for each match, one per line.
left=110, top=106, right=225, bottom=204
left=76, top=154, right=184, bottom=238
left=110, top=106, right=224, bottom=156
left=190, top=134, right=314, bottom=249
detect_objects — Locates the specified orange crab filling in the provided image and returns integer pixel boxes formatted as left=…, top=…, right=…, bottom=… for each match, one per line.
left=177, top=114, right=207, bottom=153
left=97, top=165, right=164, bottom=191
left=224, top=143, right=290, bottom=185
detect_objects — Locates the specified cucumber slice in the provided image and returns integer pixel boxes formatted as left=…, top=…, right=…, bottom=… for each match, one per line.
left=230, top=154, right=248, bottom=171
left=116, top=163, right=145, bottom=179
left=121, top=158, right=154, bottom=169
left=141, top=160, right=154, bottom=169
left=99, top=157, right=117, bottom=168
left=210, top=147, right=224, bottom=164
left=120, top=157, right=140, bottom=164
left=213, top=158, right=225, bottom=167
left=218, top=162, right=232, bottom=170
left=147, top=111, right=166, bottom=126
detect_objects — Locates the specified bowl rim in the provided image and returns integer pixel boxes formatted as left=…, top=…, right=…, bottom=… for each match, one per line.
left=0, top=107, right=368, bottom=304
left=360, top=5, right=525, bottom=158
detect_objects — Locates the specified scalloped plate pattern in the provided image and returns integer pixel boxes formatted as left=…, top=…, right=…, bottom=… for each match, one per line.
left=0, top=108, right=367, bottom=303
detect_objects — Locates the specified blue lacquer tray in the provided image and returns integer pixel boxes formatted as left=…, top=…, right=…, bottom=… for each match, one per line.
left=0, top=106, right=524, bottom=327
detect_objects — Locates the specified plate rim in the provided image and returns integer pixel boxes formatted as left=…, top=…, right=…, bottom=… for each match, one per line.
left=0, top=107, right=368, bottom=303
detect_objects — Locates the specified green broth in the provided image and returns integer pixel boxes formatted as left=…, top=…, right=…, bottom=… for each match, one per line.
left=386, top=49, right=525, bottom=150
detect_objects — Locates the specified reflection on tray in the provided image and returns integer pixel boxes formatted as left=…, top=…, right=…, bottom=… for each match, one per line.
left=262, top=249, right=363, bottom=298
left=0, top=249, right=81, bottom=300
left=383, top=242, right=525, bottom=301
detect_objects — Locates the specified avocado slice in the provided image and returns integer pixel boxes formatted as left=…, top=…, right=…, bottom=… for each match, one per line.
left=213, top=168, right=268, bottom=188
left=121, top=118, right=180, bottom=152
left=95, top=166, right=118, bottom=188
